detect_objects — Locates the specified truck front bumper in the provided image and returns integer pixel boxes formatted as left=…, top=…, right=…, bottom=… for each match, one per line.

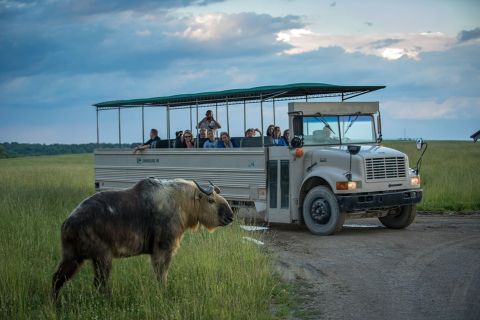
left=337, top=189, right=423, bottom=212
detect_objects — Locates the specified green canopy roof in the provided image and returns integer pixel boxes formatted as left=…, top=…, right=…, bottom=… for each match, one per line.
left=93, top=82, right=385, bottom=110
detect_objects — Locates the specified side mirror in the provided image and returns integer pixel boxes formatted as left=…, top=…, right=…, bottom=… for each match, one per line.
left=293, top=116, right=303, bottom=136
left=416, top=138, right=424, bottom=150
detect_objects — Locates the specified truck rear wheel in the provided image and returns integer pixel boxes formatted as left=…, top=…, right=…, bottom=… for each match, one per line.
left=303, top=186, right=345, bottom=235
left=378, top=204, right=416, bottom=229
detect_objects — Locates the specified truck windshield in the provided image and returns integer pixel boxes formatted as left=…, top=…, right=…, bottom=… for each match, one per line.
left=302, top=115, right=376, bottom=145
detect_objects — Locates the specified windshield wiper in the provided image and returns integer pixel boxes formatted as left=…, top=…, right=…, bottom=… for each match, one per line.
left=344, top=113, right=360, bottom=135
left=314, top=113, right=336, bottom=135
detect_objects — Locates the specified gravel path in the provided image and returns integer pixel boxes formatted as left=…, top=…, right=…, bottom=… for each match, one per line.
left=268, top=215, right=480, bottom=320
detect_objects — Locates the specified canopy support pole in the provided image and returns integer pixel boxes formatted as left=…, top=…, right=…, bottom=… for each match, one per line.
left=118, top=107, right=121, bottom=148
left=167, top=104, right=171, bottom=148
left=96, top=108, right=99, bottom=146
left=142, top=105, right=145, bottom=143
left=243, top=100, right=246, bottom=134
left=215, top=103, right=219, bottom=137
left=260, top=94, right=264, bottom=147
left=196, top=100, right=199, bottom=148
left=189, top=106, right=192, bottom=132
left=273, top=98, right=276, bottom=127
left=226, top=98, right=230, bottom=134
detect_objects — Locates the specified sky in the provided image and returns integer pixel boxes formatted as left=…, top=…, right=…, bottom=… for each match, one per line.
left=1, top=0, right=479, bottom=144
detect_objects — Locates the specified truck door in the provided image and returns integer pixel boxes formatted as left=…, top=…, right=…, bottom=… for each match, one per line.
left=267, top=147, right=291, bottom=223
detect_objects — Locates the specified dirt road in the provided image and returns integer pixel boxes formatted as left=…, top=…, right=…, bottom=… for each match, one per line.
left=269, top=215, right=480, bottom=320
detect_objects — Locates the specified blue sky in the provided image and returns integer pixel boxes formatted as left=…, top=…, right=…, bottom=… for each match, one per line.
left=1, top=0, right=479, bottom=143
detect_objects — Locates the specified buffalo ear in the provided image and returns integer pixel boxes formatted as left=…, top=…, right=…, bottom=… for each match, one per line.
left=208, top=180, right=221, bottom=194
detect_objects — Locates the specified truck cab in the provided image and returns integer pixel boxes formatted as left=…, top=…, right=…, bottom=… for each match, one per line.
left=283, top=102, right=422, bottom=234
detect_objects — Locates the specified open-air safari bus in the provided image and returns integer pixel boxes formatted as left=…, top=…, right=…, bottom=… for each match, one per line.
left=93, top=83, right=424, bottom=235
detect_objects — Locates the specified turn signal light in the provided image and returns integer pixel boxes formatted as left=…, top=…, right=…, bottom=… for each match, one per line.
left=336, top=181, right=357, bottom=190
left=410, top=176, right=421, bottom=186
left=293, top=148, right=304, bottom=158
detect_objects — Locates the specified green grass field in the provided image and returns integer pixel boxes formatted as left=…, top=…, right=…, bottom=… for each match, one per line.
left=384, top=141, right=480, bottom=211
left=0, top=154, right=284, bottom=319
left=0, top=141, right=478, bottom=319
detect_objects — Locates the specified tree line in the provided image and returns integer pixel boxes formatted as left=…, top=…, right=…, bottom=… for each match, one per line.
left=0, top=142, right=135, bottom=158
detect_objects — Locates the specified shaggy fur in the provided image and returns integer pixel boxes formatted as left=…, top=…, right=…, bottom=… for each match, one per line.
left=51, top=178, right=233, bottom=299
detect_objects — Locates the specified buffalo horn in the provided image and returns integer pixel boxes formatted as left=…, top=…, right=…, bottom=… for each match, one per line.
left=208, top=180, right=221, bottom=194
left=194, top=181, right=214, bottom=195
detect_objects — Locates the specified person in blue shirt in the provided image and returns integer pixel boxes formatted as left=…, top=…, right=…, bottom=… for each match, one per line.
left=272, top=126, right=287, bottom=146
left=203, top=129, right=218, bottom=148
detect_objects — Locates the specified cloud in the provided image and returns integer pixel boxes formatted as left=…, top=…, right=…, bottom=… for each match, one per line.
left=365, top=21, right=373, bottom=27
left=457, top=27, right=480, bottom=43
left=330, top=1, right=336, bottom=7
left=0, top=0, right=225, bottom=17
left=382, top=97, right=480, bottom=120
left=178, top=12, right=302, bottom=42
left=276, top=29, right=457, bottom=60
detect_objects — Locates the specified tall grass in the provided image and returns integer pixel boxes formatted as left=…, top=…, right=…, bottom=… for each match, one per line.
left=384, top=141, right=480, bottom=211
left=0, top=154, right=281, bottom=319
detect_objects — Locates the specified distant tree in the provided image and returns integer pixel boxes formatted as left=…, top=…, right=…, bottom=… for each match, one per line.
left=0, top=145, right=8, bottom=158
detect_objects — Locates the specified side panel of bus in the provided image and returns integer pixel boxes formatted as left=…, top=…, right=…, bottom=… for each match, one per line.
left=94, top=149, right=267, bottom=208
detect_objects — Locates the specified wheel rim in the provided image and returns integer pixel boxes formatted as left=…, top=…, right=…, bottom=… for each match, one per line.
left=310, top=197, right=331, bottom=225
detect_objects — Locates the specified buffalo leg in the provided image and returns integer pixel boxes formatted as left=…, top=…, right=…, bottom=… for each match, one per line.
left=151, top=249, right=172, bottom=286
left=92, top=256, right=112, bottom=295
left=52, top=257, right=83, bottom=300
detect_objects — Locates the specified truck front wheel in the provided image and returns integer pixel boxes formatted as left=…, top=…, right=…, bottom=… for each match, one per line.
left=378, top=204, right=416, bottom=229
left=302, top=186, right=345, bottom=235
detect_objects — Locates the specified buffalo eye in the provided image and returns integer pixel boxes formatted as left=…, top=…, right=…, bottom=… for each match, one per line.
left=208, top=197, right=215, bottom=204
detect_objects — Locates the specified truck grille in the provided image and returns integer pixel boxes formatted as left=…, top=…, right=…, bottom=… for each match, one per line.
left=365, top=157, right=406, bottom=181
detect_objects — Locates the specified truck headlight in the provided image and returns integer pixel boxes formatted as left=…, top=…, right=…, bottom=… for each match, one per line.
left=410, top=176, right=421, bottom=186
left=336, top=181, right=358, bottom=190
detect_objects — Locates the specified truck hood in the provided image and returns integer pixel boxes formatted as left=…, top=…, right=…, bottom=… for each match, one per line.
left=322, top=145, right=406, bottom=158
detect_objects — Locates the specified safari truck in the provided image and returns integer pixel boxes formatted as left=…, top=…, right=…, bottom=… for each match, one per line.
left=93, top=83, right=424, bottom=235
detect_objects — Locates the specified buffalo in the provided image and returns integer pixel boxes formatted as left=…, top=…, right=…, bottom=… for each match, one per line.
left=52, top=178, right=233, bottom=299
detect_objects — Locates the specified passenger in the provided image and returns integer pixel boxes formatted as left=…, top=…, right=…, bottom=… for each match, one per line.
left=177, top=130, right=195, bottom=149
left=217, top=131, right=238, bottom=148
left=282, top=129, right=290, bottom=147
left=203, top=129, right=218, bottom=148
left=197, top=110, right=222, bottom=130
left=199, top=128, right=207, bottom=139
left=272, top=126, right=287, bottom=146
left=134, top=128, right=161, bottom=151
left=266, top=125, right=275, bottom=137
left=245, top=129, right=254, bottom=138
left=252, top=128, right=262, bottom=136
left=174, top=130, right=183, bottom=148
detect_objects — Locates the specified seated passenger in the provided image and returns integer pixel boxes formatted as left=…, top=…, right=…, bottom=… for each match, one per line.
left=217, top=131, right=238, bottom=148
left=174, top=130, right=183, bottom=148
left=266, top=124, right=275, bottom=137
left=134, top=128, right=161, bottom=151
left=272, top=126, right=287, bottom=146
left=203, top=129, right=218, bottom=148
left=199, top=128, right=207, bottom=139
left=177, top=130, right=195, bottom=148
left=282, top=129, right=290, bottom=147
left=246, top=128, right=261, bottom=137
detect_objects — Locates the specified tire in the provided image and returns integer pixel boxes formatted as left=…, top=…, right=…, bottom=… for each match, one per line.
left=378, top=204, right=416, bottom=229
left=302, top=186, right=345, bottom=235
